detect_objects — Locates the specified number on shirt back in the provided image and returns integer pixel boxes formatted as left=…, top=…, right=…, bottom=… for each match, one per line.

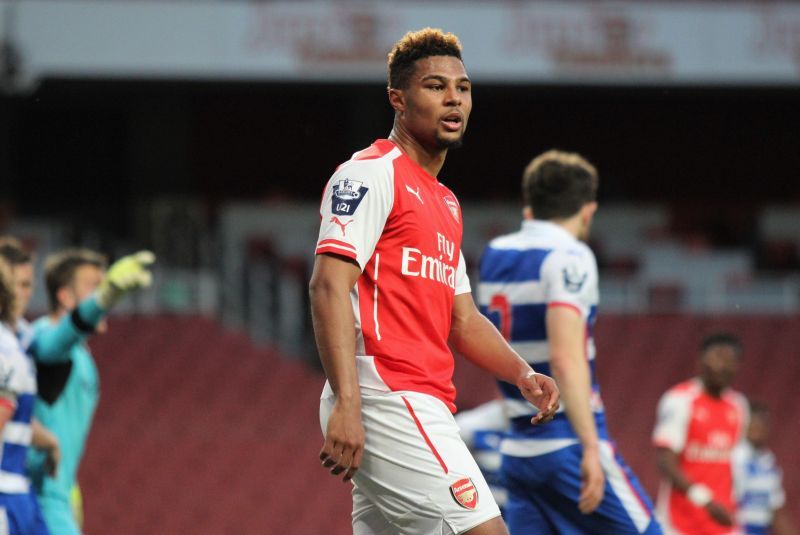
left=487, top=293, right=511, bottom=341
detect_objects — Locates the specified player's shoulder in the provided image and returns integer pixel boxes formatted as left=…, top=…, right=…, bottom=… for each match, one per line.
left=31, top=316, right=53, bottom=335
left=663, top=379, right=703, bottom=400
left=722, top=388, right=749, bottom=411
left=486, top=229, right=527, bottom=251
left=330, top=146, right=400, bottom=194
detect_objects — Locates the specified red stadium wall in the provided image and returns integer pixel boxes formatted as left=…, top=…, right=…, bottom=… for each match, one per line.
left=78, top=314, right=798, bottom=533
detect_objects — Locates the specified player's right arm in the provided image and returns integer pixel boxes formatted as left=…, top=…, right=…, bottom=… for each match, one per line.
left=653, top=391, right=733, bottom=526
left=0, top=356, right=15, bottom=431
left=30, top=251, right=155, bottom=364
left=310, top=158, right=394, bottom=482
left=547, top=305, right=604, bottom=514
left=309, top=253, right=364, bottom=482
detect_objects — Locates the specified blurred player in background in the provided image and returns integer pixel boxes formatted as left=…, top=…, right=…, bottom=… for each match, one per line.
left=310, top=28, right=559, bottom=534
left=0, top=237, right=62, bottom=469
left=478, top=150, right=661, bottom=534
left=733, top=401, right=796, bottom=535
left=0, top=256, right=50, bottom=534
left=653, top=333, right=749, bottom=534
left=454, top=399, right=508, bottom=513
left=25, top=248, right=154, bottom=535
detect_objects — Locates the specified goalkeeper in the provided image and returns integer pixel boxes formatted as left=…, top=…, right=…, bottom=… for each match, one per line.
left=25, top=248, right=154, bottom=535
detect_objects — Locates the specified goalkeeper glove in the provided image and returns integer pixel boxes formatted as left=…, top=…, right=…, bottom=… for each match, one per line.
left=96, top=251, right=156, bottom=309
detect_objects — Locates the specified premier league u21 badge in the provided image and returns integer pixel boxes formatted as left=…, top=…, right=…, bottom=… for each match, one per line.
left=332, top=178, right=368, bottom=216
left=449, top=478, right=478, bottom=510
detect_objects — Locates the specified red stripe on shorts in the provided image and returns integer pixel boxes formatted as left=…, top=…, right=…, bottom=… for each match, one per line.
left=401, top=396, right=449, bottom=474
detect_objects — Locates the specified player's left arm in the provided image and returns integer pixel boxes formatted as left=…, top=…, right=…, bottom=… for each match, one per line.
left=30, top=418, right=60, bottom=476
left=772, top=506, right=797, bottom=535
left=449, top=292, right=559, bottom=424
left=547, top=305, right=605, bottom=513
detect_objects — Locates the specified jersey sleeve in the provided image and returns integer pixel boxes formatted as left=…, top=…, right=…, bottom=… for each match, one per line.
left=454, top=250, right=471, bottom=296
left=29, top=297, right=107, bottom=364
left=652, top=390, right=691, bottom=453
left=0, top=353, right=17, bottom=410
left=540, top=247, right=597, bottom=317
left=315, top=160, right=394, bottom=270
left=772, top=468, right=786, bottom=509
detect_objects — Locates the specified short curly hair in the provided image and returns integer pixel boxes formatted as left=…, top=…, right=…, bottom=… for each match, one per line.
left=387, top=28, right=463, bottom=89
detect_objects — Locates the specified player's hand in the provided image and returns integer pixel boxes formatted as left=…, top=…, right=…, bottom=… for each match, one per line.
left=320, top=397, right=365, bottom=483
left=706, top=501, right=734, bottom=526
left=45, top=438, right=61, bottom=477
left=579, top=447, right=605, bottom=514
left=517, top=370, right=560, bottom=424
left=96, top=251, right=156, bottom=309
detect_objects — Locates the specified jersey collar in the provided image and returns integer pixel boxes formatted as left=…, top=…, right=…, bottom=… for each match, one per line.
left=521, top=219, right=578, bottom=244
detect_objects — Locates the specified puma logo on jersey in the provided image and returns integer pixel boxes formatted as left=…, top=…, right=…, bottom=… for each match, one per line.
left=330, top=216, right=353, bottom=236
left=405, top=185, right=424, bottom=204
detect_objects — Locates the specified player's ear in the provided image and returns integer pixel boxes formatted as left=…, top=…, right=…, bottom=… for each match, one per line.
left=522, top=206, right=534, bottom=220
left=582, top=201, right=598, bottom=222
left=387, top=87, right=406, bottom=114
left=56, top=286, right=74, bottom=311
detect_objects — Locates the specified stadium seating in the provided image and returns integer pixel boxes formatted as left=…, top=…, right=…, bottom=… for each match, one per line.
left=80, top=315, right=353, bottom=534
left=78, top=314, right=798, bottom=533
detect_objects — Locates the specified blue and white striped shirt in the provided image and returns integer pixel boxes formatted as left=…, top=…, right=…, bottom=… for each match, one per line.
left=478, top=220, right=602, bottom=453
left=0, top=323, right=37, bottom=494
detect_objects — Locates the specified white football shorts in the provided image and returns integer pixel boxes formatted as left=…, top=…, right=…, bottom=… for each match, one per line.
left=320, top=383, right=501, bottom=535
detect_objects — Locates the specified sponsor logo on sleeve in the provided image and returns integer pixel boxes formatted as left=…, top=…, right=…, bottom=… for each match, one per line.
left=449, top=478, right=479, bottom=510
left=332, top=178, right=368, bottom=216
left=330, top=216, right=353, bottom=237
left=562, top=263, right=588, bottom=293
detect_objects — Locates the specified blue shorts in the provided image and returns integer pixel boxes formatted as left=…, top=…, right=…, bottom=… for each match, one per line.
left=501, top=442, right=662, bottom=535
left=0, top=491, right=51, bottom=535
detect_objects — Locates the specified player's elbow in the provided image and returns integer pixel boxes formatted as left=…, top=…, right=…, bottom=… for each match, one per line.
left=548, top=350, right=577, bottom=380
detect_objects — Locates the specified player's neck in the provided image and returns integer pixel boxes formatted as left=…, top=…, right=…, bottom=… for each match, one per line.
left=388, top=127, right=447, bottom=178
left=49, top=309, right=68, bottom=322
left=702, top=380, right=724, bottom=398
left=550, top=216, right=581, bottom=239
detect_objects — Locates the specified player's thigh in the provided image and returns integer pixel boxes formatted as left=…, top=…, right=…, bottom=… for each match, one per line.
left=352, top=484, right=394, bottom=535
left=501, top=453, right=568, bottom=535
left=354, top=391, right=501, bottom=535
left=510, top=442, right=659, bottom=534
left=594, top=442, right=661, bottom=534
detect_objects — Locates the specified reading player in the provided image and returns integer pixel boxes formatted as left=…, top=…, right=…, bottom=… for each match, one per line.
left=478, top=150, right=660, bottom=534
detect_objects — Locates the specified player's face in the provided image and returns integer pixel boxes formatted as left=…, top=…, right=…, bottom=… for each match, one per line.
left=71, top=264, right=104, bottom=304
left=700, top=343, right=739, bottom=392
left=747, top=412, right=769, bottom=448
left=398, top=55, right=472, bottom=150
left=11, top=262, right=34, bottom=321
left=64, top=264, right=107, bottom=331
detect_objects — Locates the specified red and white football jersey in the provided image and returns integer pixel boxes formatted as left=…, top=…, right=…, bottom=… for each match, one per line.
left=315, top=139, right=470, bottom=412
left=652, top=378, right=749, bottom=534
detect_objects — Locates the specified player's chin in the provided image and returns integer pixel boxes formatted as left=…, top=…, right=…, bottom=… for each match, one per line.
left=435, top=131, right=465, bottom=149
